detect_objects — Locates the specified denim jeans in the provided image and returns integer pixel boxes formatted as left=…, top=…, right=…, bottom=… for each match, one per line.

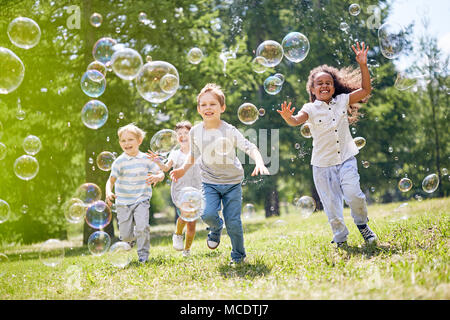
left=201, top=182, right=246, bottom=262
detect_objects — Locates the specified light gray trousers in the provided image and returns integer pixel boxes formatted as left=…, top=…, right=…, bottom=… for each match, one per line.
left=116, top=200, right=150, bottom=260
left=313, top=156, right=369, bottom=243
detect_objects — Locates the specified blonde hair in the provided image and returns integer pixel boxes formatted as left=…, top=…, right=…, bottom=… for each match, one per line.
left=196, top=83, right=226, bottom=107
left=117, top=123, right=146, bottom=141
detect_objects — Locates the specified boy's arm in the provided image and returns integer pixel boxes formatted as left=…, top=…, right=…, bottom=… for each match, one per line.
left=277, top=101, right=308, bottom=126
left=349, top=41, right=372, bottom=105
left=249, top=148, right=270, bottom=176
left=170, top=154, right=195, bottom=182
left=105, top=176, right=117, bottom=206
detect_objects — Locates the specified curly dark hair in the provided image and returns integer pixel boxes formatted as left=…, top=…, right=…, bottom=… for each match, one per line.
left=306, top=64, right=371, bottom=124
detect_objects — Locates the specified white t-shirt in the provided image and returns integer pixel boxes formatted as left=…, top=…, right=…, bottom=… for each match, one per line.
left=300, top=93, right=359, bottom=167
left=167, top=148, right=202, bottom=205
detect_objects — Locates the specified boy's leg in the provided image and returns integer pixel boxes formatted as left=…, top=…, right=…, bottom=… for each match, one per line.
left=116, top=204, right=135, bottom=243
left=340, top=157, right=369, bottom=226
left=201, top=183, right=223, bottom=244
left=133, top=200, right=151, bottom=261
left=313, top=165, right=349, bottom=243
left=221, top=183, right=246, bottom=262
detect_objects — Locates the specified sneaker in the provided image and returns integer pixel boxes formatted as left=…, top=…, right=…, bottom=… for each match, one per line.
left=127, top=240, right=136, bottom=248
left=172, top=234, right=184, bottom=251
left=138, top=258, right=148, bottom=264
left=331, top=240, right=348, bottom=248
left=357, top=224, right=377, bottom=244
left=207, top=239, right=220, bottom=250
left=182, top=250, right=190, bottom=257
left=229, top=257, right=246, bottom=267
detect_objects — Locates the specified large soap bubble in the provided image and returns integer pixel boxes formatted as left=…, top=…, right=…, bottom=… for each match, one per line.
left=281, top=32, right=310, bottom=63
left=85, top=200, right=112, bottom=229
left=255, top=40, right=284, bottom=67
left=39, top=239, right=65, bottom=267
left=243, top=203, right=256, bottom=219
left=422, top=173, right=439, bottom=193
left=92, top=37, right=117, bottom=64
left=7, top=17, right=41, bottom=49
left=263, top=75, right=283, bottom=95
left=136, top=61, right=179, bottom=103
left=81, top=100, right=108, bottom=129
left=75, top=183, right=102, bottom=205
left=107, top=241, right=132, bottom=268
left=23, top=135, right=42, bottom=155
left=251, top=56, right=268, bottom=73
left=187, top=47, right=203, bottom=64
left=150, top=129, right=178, bottom=157
left=14, top=155, right=39, bottom=180
left=96, top=151, right=116, bottom=171
left=0, top=47, right=25, bottom=94
left=176, top=187, right=204, bottom=222
left=80, top=70, right=106, bottom=97
left=295, top=196, right=316, bottom=218
left=0, top=199, right=11, bottom=224
left=64, top=198, right=87, bottom=224
left=378, top=22, right=405, bottom=60
left=111, top=48, right=143, bottom=80
left=88, top=231, right=111, bottom=256
left=353, top=136, right=366, bottom=149
left=237, top=102, right=259, bottom=125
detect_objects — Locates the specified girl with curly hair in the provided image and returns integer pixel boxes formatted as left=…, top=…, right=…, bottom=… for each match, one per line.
left=277, top=42, right=377, bottom=248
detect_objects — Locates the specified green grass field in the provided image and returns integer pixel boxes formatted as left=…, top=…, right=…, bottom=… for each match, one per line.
left=0, top=198, right=448, bottom=300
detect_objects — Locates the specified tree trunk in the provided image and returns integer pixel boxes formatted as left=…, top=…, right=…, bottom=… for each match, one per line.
left=265, top=189, right=280, bottom=217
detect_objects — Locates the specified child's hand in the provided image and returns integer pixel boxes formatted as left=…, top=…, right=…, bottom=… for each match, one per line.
left=146, top=149, right=163, bottom=163
left=170, top=167, right=185, bottom=182
left=352, top=41, right=369, bottom=65
left=276, top=101, right=295, bottom=121
left=146, top=172, right=164, bottom=186
left=251, top=164, right=270, bottom=176
left=105, top=192, right=116, bottom=207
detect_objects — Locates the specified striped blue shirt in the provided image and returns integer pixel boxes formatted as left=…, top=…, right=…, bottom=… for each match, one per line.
left=110, top=151, right=161, bottom=205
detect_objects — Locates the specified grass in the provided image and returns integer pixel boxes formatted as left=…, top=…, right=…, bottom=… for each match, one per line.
left=0, top=198, right=448, bottom=300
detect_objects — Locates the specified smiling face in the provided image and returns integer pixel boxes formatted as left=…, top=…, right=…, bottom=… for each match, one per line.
left=119, top=130, right=142, bottom=157
left=311, top=72, right=335, bottom=103
left=175, top=127, right=190, bottom=145
left=197, top=91, right=226, bottom=123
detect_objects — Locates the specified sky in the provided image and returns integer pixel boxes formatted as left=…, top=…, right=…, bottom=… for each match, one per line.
left=387, top=0, right=450, bottom=70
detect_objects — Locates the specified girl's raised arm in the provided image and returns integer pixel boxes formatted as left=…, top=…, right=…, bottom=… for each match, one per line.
left=349, top=41, right=372, bottom=105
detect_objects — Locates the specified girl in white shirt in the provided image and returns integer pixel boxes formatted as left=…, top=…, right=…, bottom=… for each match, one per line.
left=277, top=42, right=377, bottom=247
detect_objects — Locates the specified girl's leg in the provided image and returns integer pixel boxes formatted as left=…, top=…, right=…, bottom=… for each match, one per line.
left=184, top=221, right=197, bottom=250
left=313, top=165, right=349, bottom=243
left=221, top=183, right=245, bottom=262
left=175, top=216, right=187, bottom=235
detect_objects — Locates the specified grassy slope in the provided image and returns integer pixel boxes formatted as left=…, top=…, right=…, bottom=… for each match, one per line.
left=0, top=198, right=448, bottom=300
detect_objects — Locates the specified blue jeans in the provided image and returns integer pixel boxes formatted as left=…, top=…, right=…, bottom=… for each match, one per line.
left=201, top=182, right=246, bottom=262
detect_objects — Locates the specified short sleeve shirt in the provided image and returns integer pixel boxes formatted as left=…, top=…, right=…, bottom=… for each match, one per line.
left=300, top=93, right=359, bottom=167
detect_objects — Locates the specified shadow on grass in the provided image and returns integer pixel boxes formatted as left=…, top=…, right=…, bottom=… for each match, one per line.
left=337, top=242, right=401, bottom=258
left=217, top=260, right=271, bottom=279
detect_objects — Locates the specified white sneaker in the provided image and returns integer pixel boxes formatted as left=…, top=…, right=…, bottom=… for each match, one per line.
left=182, top=250, right=190, bottom=257
left=172, top=234, right=184, bottom=251
left=207, top=239, right=219, bottom=250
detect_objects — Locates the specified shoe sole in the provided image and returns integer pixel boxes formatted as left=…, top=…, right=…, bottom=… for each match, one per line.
left=207, top=241, right=219, bottom=250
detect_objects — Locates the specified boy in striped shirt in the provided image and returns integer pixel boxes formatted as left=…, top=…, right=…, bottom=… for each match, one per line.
left=105, top=123, right=164, bottom=263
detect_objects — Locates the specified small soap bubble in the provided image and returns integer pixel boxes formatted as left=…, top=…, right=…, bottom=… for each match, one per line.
left=20, top=204, right=28, bottom=214
left=398, top=177, right=412, bottom=192
left=353, top=136, right=366, bottom=149
left=90, top=13, right=103, bottom=27
left=64, top=198, right=87, bottom=224
left=255, top=40, right=284, bottom=67
left=138, top=12, right=148, bottom=23
left=237, top=102, right=259, bottom=125
left=295, top=196, right=316, bottom=218
left=7, top=17, right=41, bottom=49
left=362, top=160, right=370, bottom=168
left=159, top=73, right=179, bottom=94
left=87, top=61, right=107, bottom=78
left=422, top=173, right=439, bottom=193
left=92, top=37, right=117, bottom=65
left=81, top=99, right=108, bottom=129
left=75, top=183, right=102, bottom=205
left=264, top=75, right=283, bottom=95
left=294, top=143, right=301, bottom=149
left=300, top=122, right=312, bottom=138
left=96, top=151, right=116, bottom=171
left=0, top=47, right=25, bottom=94
left=348, top=4, right=361, bottom=16
left=251, top=56, right=268, bottom=73
left=39, top=239, right=64, bottom=267
left=340, top=22, right=349, bottom=32
left=14, top=155, right=39, bottom=181
left=281, top=32, right=310, bottom=63
left=80, top=70, right=106, bottom=97
left=88, top=231, right=111, bottom=256
left=187, top=47, right=203, bottom=64
left=388, top=146, right=393, bottom=153
left=258, top=108, right=266, bottom=117
left=243, top=203, right=255, bottom=219
left=23, top=135, right=41, bottom=155
left=0, top=199, right=11, bottom=223
left=442, top=168, right=448, bottom=176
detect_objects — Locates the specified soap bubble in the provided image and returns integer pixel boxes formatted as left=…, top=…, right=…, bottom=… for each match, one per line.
left=176, top=187, right=204, bottom=222
left=348, top=4, right=361, bottom=16
left=107, top=242, right=132, bottom=268
left=0, top=199, right=11, bottom=224
left=85, top=200, right=112, bottom=229
left=111, top=48, right=143, bottom=80
left=442, top=168, right=448, bottom=176
left=264, top=75, right=283, bottom=95
left=274, top=73, right=285, bottom=84
left=422, top=173, right=439, bottom=193
left=251, top=56, right=268, bottom=73
left=300, top=122, right=312, bottom=138
left=75, top=183, right=102, bottom=205
left=0, top=143, right=6, bottom=160
left=159, top=73, right=179, bottom=94
left=295, top=196, right=316, bottom=218
left=64, top=198, right=87, bottom=224
left=136, top=61, right=180, bottom=103
left=281, top=32, right=310, bottom=63
left=378, top=22, right=405, bottom=60
left=23, top=135, right=41, bottom=155
left=80, top=70, right=106, bottom=97
left=138, top=12, right=148, bottom=23
left=237, top=102, right=259, bottom=125
left=362, top=160, right=370, bottom=168
left=340, top=22, right=349, bottom=32
left=353, top=136, right=366, bottom=149
left=258, top=108, right=266, bottom=117
left=394, top=73, right=424, bottom=91
left=243, top=203, right=255, bottom=219
left=88, top=231, right=111, bottom=256
left=81, top=100, right=108, bottom=129
left=150, top=129, right=178, bottom=157
left=7, top=17, right=41, bottom=49
left=14, top=155, right=39, bottom=180
left=87, top=61, right=107, bottom=78
left=96, top=151, right=116, bottom=171
left=214, top=137, right=234, bottom=156
left=90, top=13, right=103, bottom=27
left=0, top=47, right=25, bottom=94
left=39, top=239, right=65, bottom=267
left=255, top=40, right=284, bottom=67
left=398, top=177, right=413, bottom=192
left=187, top=47, right=203, bottom=64
left=92, top=37, right=117, bottom=64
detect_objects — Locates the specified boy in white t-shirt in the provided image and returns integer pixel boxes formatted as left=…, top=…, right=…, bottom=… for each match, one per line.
left=147, top=121, right=201, bottom=257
